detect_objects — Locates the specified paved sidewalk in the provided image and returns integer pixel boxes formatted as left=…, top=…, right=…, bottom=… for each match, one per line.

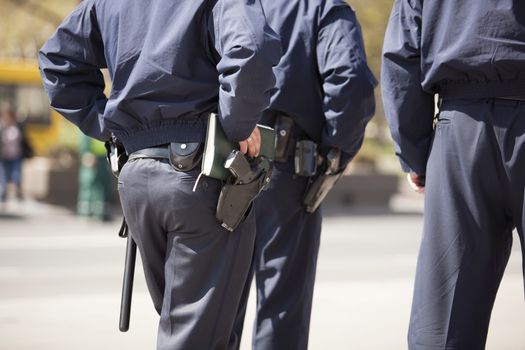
left=0, top=195, right=524, bottom=349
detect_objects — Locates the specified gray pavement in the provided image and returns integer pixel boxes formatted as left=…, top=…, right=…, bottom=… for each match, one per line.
left=0, top=193, right=524, bottom=350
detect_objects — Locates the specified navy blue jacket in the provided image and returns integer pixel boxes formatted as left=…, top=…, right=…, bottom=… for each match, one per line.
left=260, top=0, right=376, bottom=162
left=39, top=0, right=281, bottom=154
left=382, top=0, right=525, bottom=174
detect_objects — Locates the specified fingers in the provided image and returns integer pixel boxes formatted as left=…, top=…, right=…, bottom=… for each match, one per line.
left=238, top=140, right=248, bottom=155
left=248, top=127, right=261, bottom=158
left=239, top=127, right=261, bottom=158
left=407, top=173, right=425, bottom=194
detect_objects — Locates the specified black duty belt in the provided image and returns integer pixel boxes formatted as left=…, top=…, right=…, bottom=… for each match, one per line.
left=128, top=146, right=169, bottom=161
left=439, top=96, right=525, bottom=108
left=495, top=96, right=525, bottom=102
left=129, top=142, right=203, bottom=172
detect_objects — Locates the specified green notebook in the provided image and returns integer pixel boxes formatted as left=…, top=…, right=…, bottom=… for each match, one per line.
left=201, top=113, right=276, bottom=180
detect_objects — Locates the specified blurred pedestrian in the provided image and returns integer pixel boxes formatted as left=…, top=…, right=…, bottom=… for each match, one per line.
left=0, top=107, right=30, bottom=202
left=230, top=1, right=377, bottom=349
left=382, top=0, right=525, bottom=349
left=0, top=118, right=4, bottom=203
left=77, top=135, right=112, bottom=221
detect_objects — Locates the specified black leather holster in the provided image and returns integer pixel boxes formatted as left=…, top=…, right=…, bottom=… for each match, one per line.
left=303, top=148, right=343, bottom=213
left=216, top=150, right=272, bottom=231
left=303, top=170, right=344, bottom=213
left=216, top=171, right=269, bottom=231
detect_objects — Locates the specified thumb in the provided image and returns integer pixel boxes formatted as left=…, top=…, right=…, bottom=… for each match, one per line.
left=238, top=140, right=248, bottom=154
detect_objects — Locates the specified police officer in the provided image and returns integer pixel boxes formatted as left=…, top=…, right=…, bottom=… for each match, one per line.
left=382, top=1, right=525, bottom=349
left=39, top=0, right=280, bottom=349
left=230, top=1, right=377, bottom=348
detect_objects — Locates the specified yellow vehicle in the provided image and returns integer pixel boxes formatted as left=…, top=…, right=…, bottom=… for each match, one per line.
left=0, top=58, right=79, bottom=155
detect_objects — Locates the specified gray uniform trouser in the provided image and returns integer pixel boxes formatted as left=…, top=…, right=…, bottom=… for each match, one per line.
left=408, top=98, right=525, bottom=350
left=230, top=160, right=322, bottom=350
left=118, top=158, right=256, bottom=350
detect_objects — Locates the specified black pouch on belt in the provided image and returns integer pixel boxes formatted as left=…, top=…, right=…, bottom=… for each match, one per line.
left=274, top=114, right=295, bottom=163
left=168, top=142, right=203, bottom=171
left=294, top=140, right=318, bottom=176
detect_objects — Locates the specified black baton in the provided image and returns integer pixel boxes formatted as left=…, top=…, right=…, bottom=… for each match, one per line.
left=119, top=235, right=137, bottom=332
left=106, top=138, right=135, bottom=332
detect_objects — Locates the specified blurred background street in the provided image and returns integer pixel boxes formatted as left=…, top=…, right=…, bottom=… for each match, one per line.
left=1, top=190, right=524, bottom=350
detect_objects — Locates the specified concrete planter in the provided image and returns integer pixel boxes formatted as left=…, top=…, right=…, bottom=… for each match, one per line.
left=21, top=158, right=399, bottom=210
left=324, top=172, right=399, bottom=206
left=22, top=157, right=79, bottom=209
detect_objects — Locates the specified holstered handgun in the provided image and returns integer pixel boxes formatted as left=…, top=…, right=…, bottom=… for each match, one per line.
left=216, top=150, right=272, bottom=231
left=303, top=148, right=343, bottom=213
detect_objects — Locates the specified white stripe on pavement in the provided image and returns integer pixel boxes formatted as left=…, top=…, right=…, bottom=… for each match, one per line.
left=0, top=235, right=123, bottom=250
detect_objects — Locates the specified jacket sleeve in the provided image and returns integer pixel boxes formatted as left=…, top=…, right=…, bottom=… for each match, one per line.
left=381, top=0, right=435, bottom=175
left=316, top=4, right=377, bottom=166
left=38, top=0, right=109, bottom=141
left=210, top=0, right=281, bottom=142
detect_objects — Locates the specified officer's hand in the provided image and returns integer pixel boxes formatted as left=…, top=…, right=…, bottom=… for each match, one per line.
left=407, top=172, right=425, bottom=194
left=239, top=126, right=261, bottom=158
